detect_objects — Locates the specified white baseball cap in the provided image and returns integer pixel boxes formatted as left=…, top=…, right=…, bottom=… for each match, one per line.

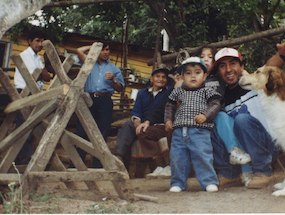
left=181, top=56, right=208, bottom=73
left=214, top=47, right=242, bottom=63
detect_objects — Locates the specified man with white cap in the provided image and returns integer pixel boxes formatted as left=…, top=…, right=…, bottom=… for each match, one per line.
left=212, top=45, right=285, bottom=188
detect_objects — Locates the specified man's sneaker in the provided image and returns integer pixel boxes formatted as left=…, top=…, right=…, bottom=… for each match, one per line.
left=229, top=147, right=251, bottom=165
left=246, top=173, right=272, bottom=189
left=218, top=175, right=242, bottom=188
left=206, top=184, right=218, bottom=192
left=241, top=172, right=253, bottom=187
left=146, top=166, right=163, bottom=177
left=169, top=186, right=182, bottom=192
left=160, top=165, right=171, bottom=177
left=273, top=180, right=285, bottom=190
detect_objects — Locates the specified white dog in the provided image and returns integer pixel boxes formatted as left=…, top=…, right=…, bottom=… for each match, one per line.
left=239, top=65, right=285, bottom=196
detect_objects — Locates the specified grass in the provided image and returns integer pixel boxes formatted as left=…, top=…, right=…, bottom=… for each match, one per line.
left=0, top=162, right=25, bottom=213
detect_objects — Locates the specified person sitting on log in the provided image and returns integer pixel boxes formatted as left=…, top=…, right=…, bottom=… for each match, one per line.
left=115, top=67, right=172, bottom=176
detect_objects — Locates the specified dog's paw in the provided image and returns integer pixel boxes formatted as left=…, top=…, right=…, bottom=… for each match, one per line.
left=273, top=180, right=285, bottom=190
left=272, top=189, right=285, bottom=197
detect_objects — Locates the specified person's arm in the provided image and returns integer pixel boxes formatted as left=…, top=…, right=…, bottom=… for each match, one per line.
left=105, top=72, right=124, bottom=92
left=40, top=67, right=51, bottom=82
left=164, top=100, right=176, bottom=132
left=202, top=98, right=221, bottom=122
left=76, top=45, right=91, bottom=62
left=130, top=90, right=144, bottom=123
left=266, top=43, right=285, bottom=67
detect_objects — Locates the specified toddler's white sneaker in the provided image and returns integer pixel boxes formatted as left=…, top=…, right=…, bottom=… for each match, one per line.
left=206, top=184, right=218, bottom=192
left=169, top=186, right=182, bottom=192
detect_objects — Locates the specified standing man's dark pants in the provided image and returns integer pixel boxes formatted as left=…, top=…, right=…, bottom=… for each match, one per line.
left=77, top=95, right=113, bottom=168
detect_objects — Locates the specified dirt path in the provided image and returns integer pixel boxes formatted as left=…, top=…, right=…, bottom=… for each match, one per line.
left=22, top=171, right=285, bottom=213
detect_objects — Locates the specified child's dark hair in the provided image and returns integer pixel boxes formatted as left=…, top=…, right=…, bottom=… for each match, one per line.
left=27, top=27, right=45, bottom=41
left=198, top=46, right=217, bottom=59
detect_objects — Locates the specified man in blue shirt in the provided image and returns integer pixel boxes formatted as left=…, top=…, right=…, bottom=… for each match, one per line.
left=77, top=42, right=125, bottom=167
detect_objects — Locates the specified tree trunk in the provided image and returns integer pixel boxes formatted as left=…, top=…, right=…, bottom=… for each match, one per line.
left=0, top=0, right=51, bottom=39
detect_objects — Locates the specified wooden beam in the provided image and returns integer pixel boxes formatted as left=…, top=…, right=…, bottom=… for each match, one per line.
left=5, top=84, right=70, bottom=113
left=20, top=69, right=42, bottom=97
left=43, top=40, right=72, bottom=85
left=10, top=55, right=41, bottom=94
left=28, top=170, right=129, bottom=182
left=60, top=140, right=100, bottom=191
left=147, top=26, right=285, bottom=66
left=0, top=100, right=57, bottom=153
left=75, top=97, right=126, bottom=172
left=23, top=42, right=102, bottom=175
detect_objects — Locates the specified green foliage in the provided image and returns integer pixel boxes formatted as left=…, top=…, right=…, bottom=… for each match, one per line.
left=5, top=0, right=285, bottom=68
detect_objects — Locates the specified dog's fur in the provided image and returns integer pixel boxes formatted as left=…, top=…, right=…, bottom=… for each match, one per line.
left=239, top=65, right=285, bottom=196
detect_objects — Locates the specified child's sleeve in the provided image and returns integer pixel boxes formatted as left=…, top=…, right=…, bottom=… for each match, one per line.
left=203, top=88, right=222, bottom=121
left=164, top=88, right=179, bottom=122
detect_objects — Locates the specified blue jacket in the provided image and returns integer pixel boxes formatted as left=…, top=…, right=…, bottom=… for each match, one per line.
left=131, top=87, right=172, bottom=124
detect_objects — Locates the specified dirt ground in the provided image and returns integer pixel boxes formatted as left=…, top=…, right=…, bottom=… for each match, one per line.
left=8, top=170, right=285, bottom=213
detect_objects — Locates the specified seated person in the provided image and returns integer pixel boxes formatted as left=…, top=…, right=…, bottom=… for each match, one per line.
left=115, top=67, right=172, bottom=172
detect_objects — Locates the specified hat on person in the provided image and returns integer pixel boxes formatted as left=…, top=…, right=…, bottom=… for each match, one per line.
left=214, top=47, right=242, bottom=63
left=151, top=66, right=170, bottom=76
left=181, top=56, right=208, bottom=73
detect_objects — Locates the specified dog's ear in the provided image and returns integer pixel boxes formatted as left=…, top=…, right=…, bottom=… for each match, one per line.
left=266, top=70, right=275, bottom=92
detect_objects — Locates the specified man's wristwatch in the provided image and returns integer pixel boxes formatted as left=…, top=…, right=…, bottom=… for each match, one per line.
left=279, top=53, right=285, bottom=61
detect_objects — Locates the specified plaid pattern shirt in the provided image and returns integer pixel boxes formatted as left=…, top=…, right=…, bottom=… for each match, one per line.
left=165, top=85, right=221, bottom=129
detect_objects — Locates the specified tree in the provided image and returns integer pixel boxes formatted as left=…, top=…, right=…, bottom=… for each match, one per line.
left=2, top=0, right=285, bottom=69
left=0, top=0, right=51, bottom=39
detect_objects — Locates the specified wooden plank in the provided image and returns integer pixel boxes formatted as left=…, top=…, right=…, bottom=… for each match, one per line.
left=0, top=68, right=32, bottom=116
left=0, top=100, right=57, bottom=153
left=0, top=133, right=29, bottom=172
left=48, top=153, right=79, bottom=190
left=20, top=68, right=42, bottom=97
left=10, top=55, right=41, bottom=94
left=60, top=141, right=100, bottom=191
left=47, top=55, right=74, bottom=90
left=0, top=112, right=16, bottom=140
left=72, top=42, right=103, bottom=87
left=28, top=170, right=129, bottom=182
left=60, top=129, right=97, bottom=157
left=75, top=97, right=127, bottom=172
left=43, top=40, right=72, bottom=85
left=5, top=84, right=70, bottom=113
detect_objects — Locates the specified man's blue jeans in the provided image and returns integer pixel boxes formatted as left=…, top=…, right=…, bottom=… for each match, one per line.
left=170, top=127, right=218, bottom=190
left=211, top=113, right=278, bottom=178
left=214, top=111, right=252, bottom=173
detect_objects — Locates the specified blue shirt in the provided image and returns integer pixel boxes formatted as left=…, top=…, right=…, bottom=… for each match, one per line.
left=84, top=59, right=125, bottom=93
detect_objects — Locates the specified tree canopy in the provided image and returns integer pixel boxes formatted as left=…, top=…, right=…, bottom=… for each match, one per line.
left=5, top=0, right=285, bottom=70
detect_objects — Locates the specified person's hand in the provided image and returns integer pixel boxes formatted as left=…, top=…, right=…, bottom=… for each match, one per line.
left=165, top=120, right=173, bottom=132
left=277, top=43, right=285, bottom=56
left=105, top=72, right=115, bottom=81
left=133, top=118, right=141, bottom=128
left=135, top=121, right=150, bottom=135
left=194, top=114, right=206, bottom=124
